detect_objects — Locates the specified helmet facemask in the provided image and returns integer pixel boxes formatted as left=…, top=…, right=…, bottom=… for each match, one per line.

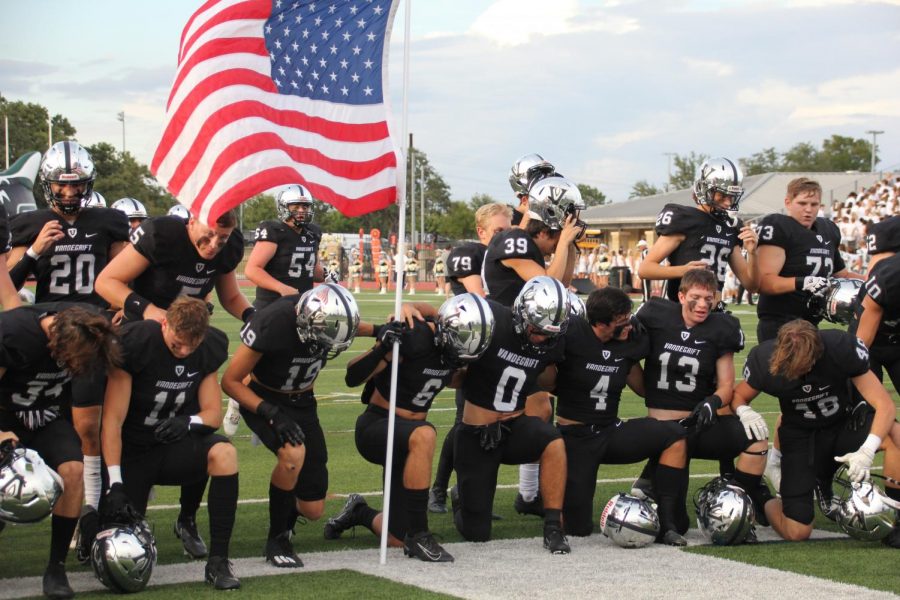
left=512, top=276, right=570, bottom=355
left=692, top=158, right=744, bottom=227
left=435, top=294, right=495, bottom=368
left=40, top=141, right=96, bottom=215
left=295, top=284, right=360, bottom=360
left=276, top=185, right=315, bottom=228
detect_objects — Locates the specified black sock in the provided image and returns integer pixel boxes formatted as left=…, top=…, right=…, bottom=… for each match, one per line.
left=654, top=464, right=688, bottom=533
left=432, top=423, right=458, bottom=494
left=353, top=503, right=379, bottom=533
left=544, top=508, right=561, bottom=529
left=49, top=515, right=79, bottom=565
left=179, top=478, right=208, bottom=522
left=733, top=469, right=771, bottom=522
left=405, top=488, right=429, bottom=536
left=268, top=483, right=295, bottom=539
left=719, top=458, right=735, bottom=478
left=638, top=459, right=657, bottom=482
left=207, top=474, right=238, bottom=559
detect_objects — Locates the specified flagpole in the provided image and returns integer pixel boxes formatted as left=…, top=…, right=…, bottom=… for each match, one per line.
left=380, top=0, right=411, bottom=566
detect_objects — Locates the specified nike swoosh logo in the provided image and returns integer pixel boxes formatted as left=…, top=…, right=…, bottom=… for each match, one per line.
left=694, top=340, right=707, bottom=345
left=614, top=358, right=624, bottom=363
left=206, top=270, right=216, bottom=275
left=85, top=233, right=98, bottom=238
left=824, top=241, right=831, bottom=246
left=187, top=371, right=199, bottom=378
left=818, top=385, right=830, bottom=391
left=417, top=543, right=443, bottom=561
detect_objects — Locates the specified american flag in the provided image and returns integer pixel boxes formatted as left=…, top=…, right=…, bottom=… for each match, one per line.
left=152, top=0, right=402, bottom=224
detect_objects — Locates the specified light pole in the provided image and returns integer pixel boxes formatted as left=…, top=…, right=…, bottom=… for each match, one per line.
left=866, top=130, right=883, bottom=173
left=117, top=111, right=126, bottom=153
left=663, top=152, right=676, bottom=192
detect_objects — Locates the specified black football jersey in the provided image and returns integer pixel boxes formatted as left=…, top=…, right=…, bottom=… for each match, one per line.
left=742, top=330, right=869, bottom=429
left=462, top=300, right=563, bottom=413
left=446, top=242, right=486, bottom=295
left=371, top=320, right=454, bottom=413
left=130, top=216, right=244, bottom=309
left=654, top=204, right=743, bottom=301
left=755, top=214, right=844, bottom=322
left=239, top=295, right=326, bottom=406
left=483, top=229, right=545, bottom=305
left=10, top=208, right=129, bottom=305
left=636, top=298, right=744, bottom=411
left=253, top=220, right=322, bottom=307
left=856, top=253, right=900, bottom=341
left=866, top=216, right=900, bottom=255
left=0, top=203, right=11, bottom=254
left=554, top=317, right=649, bottom=425
left=0, top=303, right=94, bottom=419
left=119, top=320, right=227, bottom=447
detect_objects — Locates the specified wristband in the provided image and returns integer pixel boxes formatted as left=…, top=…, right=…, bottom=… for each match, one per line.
left=125, top=292, right=151, bottom=321
left=107, top=465, right=123, bottom=485
left=862, top=433, right=882, bottom=455
left=706, top=394, right=723, bottom=410
left=189, top=415, right=203, bottom=428
left=25, top=247, right=40, bottom=260
left=794, top=277, right=804, bottom=292
left=241, top=307, right=256, bottom=323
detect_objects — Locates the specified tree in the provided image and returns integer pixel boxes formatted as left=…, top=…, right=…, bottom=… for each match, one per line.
left=780, top=142, right=820, bottom=172
left=629, top=180, right=661, bottom=198
left=431, top=201, right=478, bottom=239
left=740, top=148, right=781, bottom=176
left=0, top=95, right=76, bottom=162
left=576, top=183, right=608, bottom=207
left=819, top=134, right=872, bottom=172
left=468, top=193, right=496, bottom=210
left=669, top=152, right=708, bottom=191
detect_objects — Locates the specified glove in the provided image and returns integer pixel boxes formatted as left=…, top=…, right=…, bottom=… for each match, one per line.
left=735, top=405, right=768, bottom=441
left=846, top=399, right=870, bottom=432
left=102, top=483, right=137, bottom=523
left=324, top=269, right=340, bottom=284
left=154, top=415, right=191, bottom=443
left=683, top=395, right=722, bottom=433
left=377, top=320, right=404, bottom=347
left=795, top=276, right=829, bottom=297
left=835, top=446, right=875, bottom=483
left=257, top=401, right=305, bottom=446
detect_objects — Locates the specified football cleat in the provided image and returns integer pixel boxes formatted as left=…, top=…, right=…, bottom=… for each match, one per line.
left=428, top=487, right=448, bottom=514
left=75, top=505, right=100, bottom=564
left=630, top=477, right=656, bottom=503
left=42, top=561, right=74, bottom=600
left=882, top=522, right=900, bottom=549
left=205, top=556, right=240, bottom=590
left=323, top=494, right=366, bottom=540
left=265, top=531, right=303, bottom=568
left=223, top=398, right=241, bottom=437
left=174, top=517, right=208, bottom=559
left=657, top=529, right=688, bottom=547
left=542, top=524, right=571, bottom=555
left=514, top=493, right=545, bottom=518
left=403, top=531, right=454, bottom=563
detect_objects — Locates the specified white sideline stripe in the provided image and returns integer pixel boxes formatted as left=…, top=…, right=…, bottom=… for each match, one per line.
left=0, top=531, right=885, bottom=600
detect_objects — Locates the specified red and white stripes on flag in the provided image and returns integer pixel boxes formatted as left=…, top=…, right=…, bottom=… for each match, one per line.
left=151, top=0, right=402, bottom=225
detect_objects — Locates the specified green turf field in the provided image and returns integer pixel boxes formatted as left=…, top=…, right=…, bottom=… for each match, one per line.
left=1, top=288, right=897, bottom=596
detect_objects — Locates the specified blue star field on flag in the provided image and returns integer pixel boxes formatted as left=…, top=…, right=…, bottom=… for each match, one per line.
left=264, top=0, right=391, bottom=105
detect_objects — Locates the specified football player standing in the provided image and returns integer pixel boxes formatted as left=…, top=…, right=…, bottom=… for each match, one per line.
left=7, top=141, right=130, bottom=559
left=101, top=297, right=240, bottom=589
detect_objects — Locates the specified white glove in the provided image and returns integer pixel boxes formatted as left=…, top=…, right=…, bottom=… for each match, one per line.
left=324, top=269, right=340, bottom=284
left=735, top=405, right=768, bottom=441
left=834, top=446, right=875, bottom=483
left=796, top=276, right=829, bottom=297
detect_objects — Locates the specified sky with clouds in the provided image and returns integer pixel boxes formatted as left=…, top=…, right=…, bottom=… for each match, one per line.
left=2, top=0, right=898, bottom=205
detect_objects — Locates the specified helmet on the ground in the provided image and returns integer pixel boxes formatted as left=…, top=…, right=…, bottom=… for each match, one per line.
left=296, top=283, right=360, bottom=359
left=40, top=141, right=96, bottom=214
left=695, top=477, right=754, bottom=545
left=436, top=293, right=495, bottom=368
left=111, top=197, right=149, bottom=221
left=599, top=493, right=660, bottom=548
left=527, top=177, right=585, bottom=230
left=512, top=276, right=571, bottom=353
left=509, top=153, right=556, bottom=195
left=167, top=204, right=191, bottom=220
left=0, top=441, right=64, bottom=524
left=831, top=465, right=898, bottom=541
left=91, top=519, right=157, bottom=593
left=692, top=158, right=743, bottom=226
left=276, top=184, right=315, bottom=226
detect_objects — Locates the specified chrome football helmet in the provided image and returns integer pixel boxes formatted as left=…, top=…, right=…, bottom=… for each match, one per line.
left=831, top=465, right=899, bottom=542
left=91, top=519, right=157, bottom=593
left=436, top=293, right=495, bottom=368
left=40, top=141, right=96, bottom=214
left=82, top=191, right=107, bottom=208
left=527, top=176, right=585, bottom=231
left=0, top=441, right=64, bottom=524
left=692, top=158, right=744, bottom=227
left=822, top=278, right=863, bottom=325
left=167, top=204, right=191, bottom=220
left=276, top=184, right=315, bottom=227
left=296, top=283, right=360, bottom=359
left=512, top=276, right=571, bottom=353
left=509, top=153, right=556, bottom=195
left=567, top=290, right=586, bottom=321
left=111, top=197, right=149, bottom=222
left=695, top=477, right=755, bottom=545
left=599, top=493, right=660, bottom=548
